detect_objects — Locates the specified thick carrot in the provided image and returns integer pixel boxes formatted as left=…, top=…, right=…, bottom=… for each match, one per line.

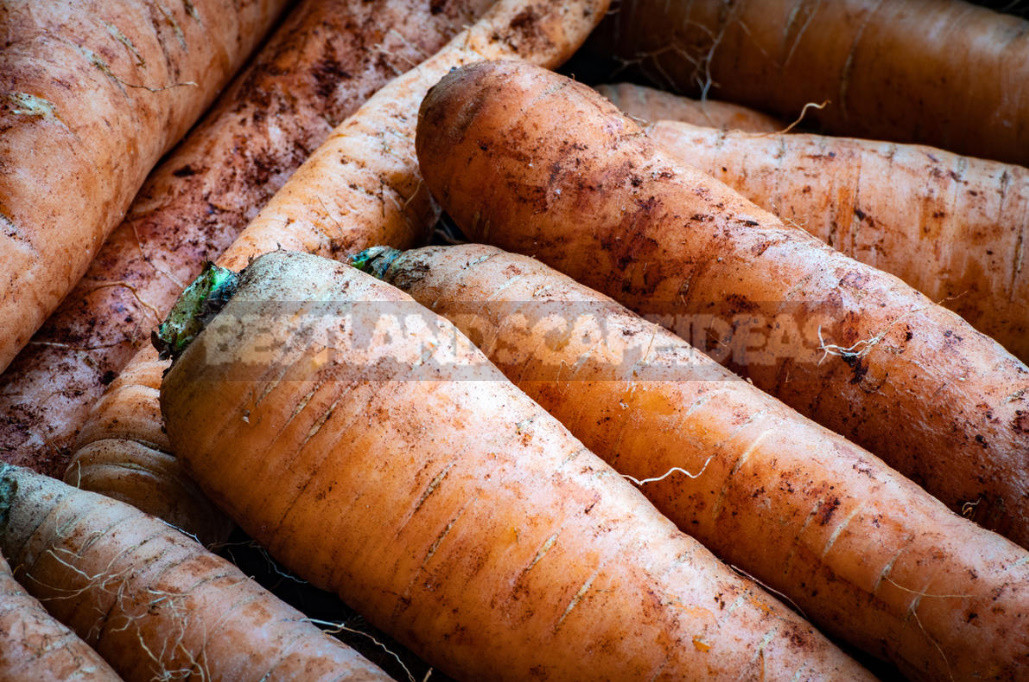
left=594, top=83, right=783, bottom=131
left=361, top=243, right=1029, bottom=681
left=578, top=0, right=1029, bottom=165
left=64, top=0, right=609, bottom=544
left=0, top=0, right=494, bottom=478
left=414, top=60, right=1029, bottom=547
left=0, top=0, right=288, bottom=374
left=0, top=463, right=392, bottom=681
left=0, top=551, right=120, bottom=681
left=159, top=249, right=872, bottom=681
left=646, top=120, right=1029, bottom=362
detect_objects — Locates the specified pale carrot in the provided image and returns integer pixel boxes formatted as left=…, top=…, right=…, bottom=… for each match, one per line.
left=595, top=82, right=782, bottom=131
left=0, top=463, right=392, bottom=681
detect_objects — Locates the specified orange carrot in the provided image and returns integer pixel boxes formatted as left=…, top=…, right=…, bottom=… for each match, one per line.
left=0, top=0, right=289, bottom=374
left=414, top=59, right=1029, bottom=547
left=580, top=0, right=1029, bottom=165
left=361, top=243, right=1029, bottom=681
left=160, top=249, right=874, bottom=681
left=0, top=0, right=494, bottom=477
left=65, top=0, right=609, bottom=544
left=0, top=463, right=392, bottom=681
left=0, top=551, right=120, bottom=681
left=647, top=120, right=1029, bottom=362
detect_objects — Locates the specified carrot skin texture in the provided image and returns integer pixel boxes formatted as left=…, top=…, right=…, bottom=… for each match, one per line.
left=378, top=244, right=1029, bottom=681
left=594, top=83, right=783, bottom=132
left=62, top=0, right=610, bottom=544
left=0, top=552, right=121, bottom=681
left=0, top=464, right=392, bottom=682
left=414, top=60, right=1029, bottom=547
left=0, top=0, right=494, bottom=478
left=649, top=121, right=1029, bottom=363
left=581, top=0, right=1029, bottom=166
left=0, top=0, right=289, bottom=374
left=160, top=250, right=872, bottom=682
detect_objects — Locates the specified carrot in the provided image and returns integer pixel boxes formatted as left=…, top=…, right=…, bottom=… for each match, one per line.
left=0, top=551, right=120, bottom=681
left=578, top=0, right=1029, bottom=165
left=0, top=0, right=289, bottom=375
left=64, top=0, right=609, bottom=544
left=414, top=59, right=1029, bottom=547
left=158, top=249, right=872, bottom=681
left=359, top=243, right=1029, bottom=681
left=645, top=120, right=1029, bottom=363
left=65, top=350, right=233, bottom=548
left=0, top=0, right=495, bottom=478
left=594, top=83, right=783, bottom=132
left=0, top=463, right=393, bottom=681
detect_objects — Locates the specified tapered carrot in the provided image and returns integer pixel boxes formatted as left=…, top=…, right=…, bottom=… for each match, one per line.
left=0, top=463, right=392, bottom=681
left=159, top=249, right=873, bottom=681
left=594, top=83, right=782, bottom=131
left=0, top=0, right=289, bottom=374
left=647, top=120, right=1029, bottom=362
left=414, top=60, right=1029, bottom=547
left=65, top=0, right=609, bottom=544
left=359, top=243, right=1029, bottom=681
left=0, top=0, right=494, bottom=477
left=579, top=0, right=1029, bottom=165
left=0, top=552, right=120, bottom=681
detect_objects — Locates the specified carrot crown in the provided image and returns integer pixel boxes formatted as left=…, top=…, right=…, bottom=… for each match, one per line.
left=0, top=464, right=15, bottom=532
left=152, top=262, right=239, bottom=362
left=350, top=246, right=403, bottom=280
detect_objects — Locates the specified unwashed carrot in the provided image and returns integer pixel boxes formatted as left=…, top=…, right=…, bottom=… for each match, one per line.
left=65, top=0, right=609, bottom=544
left=0, top=0, right=289, bottom=374
left=0, top=551, right=120, bottom=681
left=647, top=120, right=1029, bottom=362
left=159, top=249, right=873, bottom=681
left=0, top=0, right=494, bottom=477
left=594, top=83, right=782, bottom=131
left=0, top=463, right=392, bottom=681
left=359, top=243, right=1029, bottom=681
left=579, top=0, right=1029, bottom=165
left=414, top=59, right=1029, bottom=547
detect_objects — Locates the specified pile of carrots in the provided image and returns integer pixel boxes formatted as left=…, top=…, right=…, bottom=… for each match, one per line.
left=1, top=0, right=1027, bottom=680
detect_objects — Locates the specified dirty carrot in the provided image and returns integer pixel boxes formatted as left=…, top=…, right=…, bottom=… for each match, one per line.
left=64, top=0, right=609, bottom=544
left=647, top=120, right=1029, bottom=362
left=0, top=0, right=288, bottom=373
left=360, top=243, right=1029, bottom=681
left=414, top=59, right=1029, bottom=547
left=580, top=0, right=1029, bottom=165
left=0, top=0, right=493, bottom=477
left=0, top=551, right=120, bottom=680
left=160, top=250, right=873, bottom=681
left=0, top=463, right=392, bottom=681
